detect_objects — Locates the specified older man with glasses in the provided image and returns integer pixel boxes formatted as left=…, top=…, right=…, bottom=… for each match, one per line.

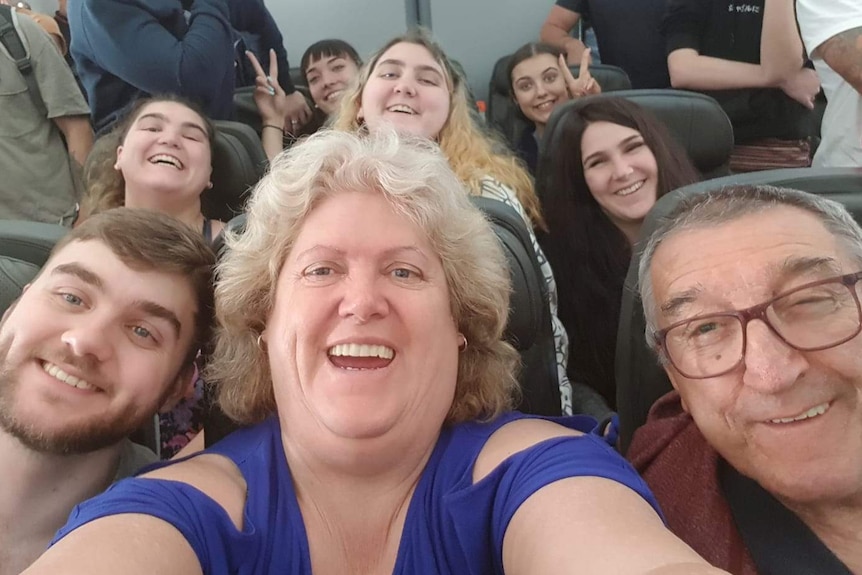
left=628, top=184, right=862, bottom=575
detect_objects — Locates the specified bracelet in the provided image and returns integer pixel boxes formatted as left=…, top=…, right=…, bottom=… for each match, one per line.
left=262, top=124, right=285, bottom=134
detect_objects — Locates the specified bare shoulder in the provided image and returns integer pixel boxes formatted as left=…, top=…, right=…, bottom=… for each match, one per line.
left=143, top=453, right=247, bottom=529
left=473, top=418, right=583, bottom=482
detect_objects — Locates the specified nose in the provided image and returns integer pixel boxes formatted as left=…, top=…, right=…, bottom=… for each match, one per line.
left=393, top=75, right=417, bottom=96
left=338, top=270, right=390, bottom=323
left=157, top=127, right=181, bottom=148
left=322, top=70, right=336, bottom=88
left=61, top=317, right=113, bottom=363
left=611, top=156, right=633, bottom=180
left=742, top=320, right=808, bottom=393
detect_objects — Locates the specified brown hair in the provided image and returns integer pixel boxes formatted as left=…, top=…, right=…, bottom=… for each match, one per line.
left=53, top=208, right=216, bottom=366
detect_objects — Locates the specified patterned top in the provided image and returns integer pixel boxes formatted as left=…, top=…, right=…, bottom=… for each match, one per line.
left=478, top=178, right=573, bottom=414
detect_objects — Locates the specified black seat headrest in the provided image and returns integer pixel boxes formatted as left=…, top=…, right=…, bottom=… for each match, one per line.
left=206, top=121, right=268, bottom=222
left=543, top=90, right=734, bottom=179
left=616, top=167, right=862, bottom=453
left=0, top=220, right=68, bottom=313
left=487, top=53, right=632, bottom=147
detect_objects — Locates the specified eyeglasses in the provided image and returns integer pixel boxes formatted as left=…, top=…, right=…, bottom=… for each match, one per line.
left=655, top=271, right=862, bottom=379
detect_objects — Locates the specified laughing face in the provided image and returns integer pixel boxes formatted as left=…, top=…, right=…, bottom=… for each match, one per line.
left=510, top=52, right=571, bottom=133
left=358, top=42, right=451, bottom=140
left=651, top=206, right=862, bottom=507
left=263, top=190, right=460, bottom=446
left=580, top=121, right=659, bottom=232
left=115, top=101, right=213, bottom=211
left=0, top=240, right=196, bottom=454
left=306, top=53, right=360, bottom=116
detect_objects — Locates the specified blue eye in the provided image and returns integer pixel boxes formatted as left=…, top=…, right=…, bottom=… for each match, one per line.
left=61, top=293, right=83, bottom=306
left=132, top=325, right=152, bottom=339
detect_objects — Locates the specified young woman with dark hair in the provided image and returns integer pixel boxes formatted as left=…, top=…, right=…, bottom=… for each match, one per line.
left=538, top=97, right=700, bottom=407
left=507, top=41, right=600, bottom=174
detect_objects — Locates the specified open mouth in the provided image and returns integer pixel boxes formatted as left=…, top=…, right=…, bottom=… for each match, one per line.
left=534, top=99, right=556, bottom=111
left=615, top=180, right=645, bottom=196
left=148, top=154, right=183, bottom=170
left=41, top=360, right=97, bottom=391
left=386, top=104, right=417, bottom=115
left=769, top=402, right=830, bottom=425
left=324, top=89, right=344, bottom=102
left=328, top=343, right=395, bottom=370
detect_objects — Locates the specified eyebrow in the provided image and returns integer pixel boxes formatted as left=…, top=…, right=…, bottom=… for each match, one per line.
left=51, top=262, right=103, bottom=289
left=132, top=299, right=183, bottom=340
left=659, top=286, right=704, bottom=319
left=377, top=58, right=444, bottom=79
left=50, top=262, right=182, bottom=340
left=294, top=244, right=429, bottom=263
left=778, top=255, right=842, bottom=279
left=136, top=112, right=208, bottom=139
left=582, top=134, right=642, bottom=165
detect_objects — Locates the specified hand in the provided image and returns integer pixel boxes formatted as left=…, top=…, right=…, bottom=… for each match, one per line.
left=561, top=49, right=602, bottom=98
left=281, top=92, right=311, bottom=135
left=246, top=49, right=289, bottom=127
left=779, top=67, right=821, bottom=110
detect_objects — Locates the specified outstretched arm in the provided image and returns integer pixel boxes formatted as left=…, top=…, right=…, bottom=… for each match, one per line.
left=815, top=26, right=862, bottom=94
left=53, top=115, right=93, bottom=167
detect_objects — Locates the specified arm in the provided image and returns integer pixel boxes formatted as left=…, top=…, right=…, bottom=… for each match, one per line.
left=539, top=4, right=587, bottom=65
left=478, top=420, right=729, bottom=574
left=23, top=515, right=204, bottom=575
left=78, top=0, right=234, bottom=102
left=759, top=0, right=804, bottom=80
left=23, top=455, right=246, bottom=575
left=665, top=0, right=818, bottom=105
left=52, top=115, right=93, bottom=166
left=503, top=478, right=730, bottom=574
left=815, top=26, right=862, bottom=93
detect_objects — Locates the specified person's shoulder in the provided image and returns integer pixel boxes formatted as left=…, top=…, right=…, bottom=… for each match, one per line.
left=471, top=414, right=595, bottom=482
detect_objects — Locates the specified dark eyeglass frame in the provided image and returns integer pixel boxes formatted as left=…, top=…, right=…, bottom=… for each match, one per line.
left=654, top=271, right=862, bottom=379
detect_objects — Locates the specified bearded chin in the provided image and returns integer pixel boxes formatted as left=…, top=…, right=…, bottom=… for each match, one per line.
left=0, top=337, right=153, bottom=456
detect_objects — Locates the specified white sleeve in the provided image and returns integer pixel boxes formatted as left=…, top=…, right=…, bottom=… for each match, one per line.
left=796, top=0, right=862, bottom=54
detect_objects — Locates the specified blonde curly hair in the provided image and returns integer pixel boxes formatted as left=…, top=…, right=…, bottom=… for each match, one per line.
left=205, top=129, right=520, bottom=425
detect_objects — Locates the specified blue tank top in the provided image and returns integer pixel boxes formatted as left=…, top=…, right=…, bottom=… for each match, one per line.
left=54, top=412, right=660, bottom=574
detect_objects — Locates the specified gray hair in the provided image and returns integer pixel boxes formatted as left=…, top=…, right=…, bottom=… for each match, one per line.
left=639, top=184, right=862, bottom=351
left=206, top=129, right=520, bottom=424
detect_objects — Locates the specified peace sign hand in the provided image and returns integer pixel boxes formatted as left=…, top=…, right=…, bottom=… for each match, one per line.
left=561, top=48, right=602, bottom=98
left=246, top=49, right=289, bottom=128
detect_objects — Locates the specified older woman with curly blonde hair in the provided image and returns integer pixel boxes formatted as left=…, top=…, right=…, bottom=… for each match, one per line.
left=28, top=130, right=729, bottom=575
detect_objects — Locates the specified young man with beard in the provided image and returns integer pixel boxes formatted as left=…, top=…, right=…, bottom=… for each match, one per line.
left=0, top=208, right=215, bottom=575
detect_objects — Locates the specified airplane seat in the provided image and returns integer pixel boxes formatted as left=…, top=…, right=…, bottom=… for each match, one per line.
left=205, top=122, right=269, bottom=222
left=616, top=167, right=862, bottom=453
left=542, top=90, right=734, bottom=180
left=0, top=220, right=67, bottom=314
left=487, top=54, right=632, bottom=147
left=205, top=195, right=563, bottom=445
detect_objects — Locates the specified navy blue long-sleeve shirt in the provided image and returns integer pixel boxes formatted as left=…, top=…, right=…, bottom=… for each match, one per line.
left=69, top=0, right=236, bottom=133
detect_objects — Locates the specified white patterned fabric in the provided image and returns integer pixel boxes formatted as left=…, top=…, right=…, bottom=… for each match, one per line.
left=478, top=178, right=574, bottom=415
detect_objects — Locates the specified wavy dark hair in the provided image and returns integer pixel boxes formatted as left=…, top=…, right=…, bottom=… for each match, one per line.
left=536, top=97, right=700, bottom=406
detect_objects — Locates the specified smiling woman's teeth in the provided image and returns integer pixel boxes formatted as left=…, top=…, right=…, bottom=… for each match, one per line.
left=615, top=180, right=644, bottom=196
left=42, top=362, right=95, bottom=390
left=328, top=343, right=394, bottom=359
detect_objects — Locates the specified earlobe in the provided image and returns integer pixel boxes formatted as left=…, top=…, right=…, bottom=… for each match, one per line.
left=114, top=145, right=123, bottom=171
